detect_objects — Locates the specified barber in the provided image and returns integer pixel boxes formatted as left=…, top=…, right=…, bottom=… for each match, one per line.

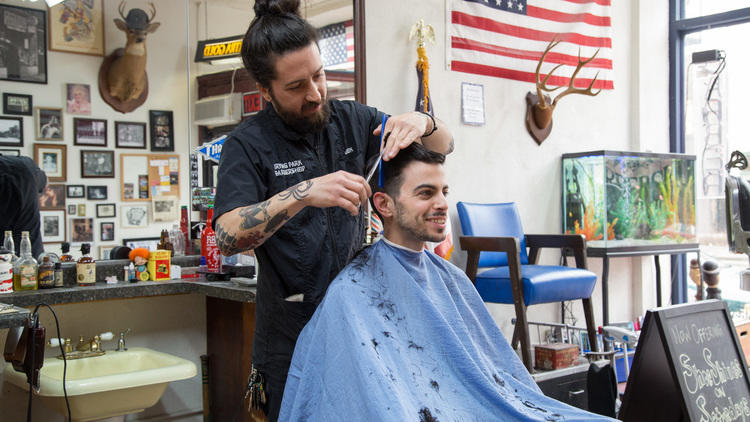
left=0, top=155, right=47, bottom=258
left=213, top=1, right=453, bottom=420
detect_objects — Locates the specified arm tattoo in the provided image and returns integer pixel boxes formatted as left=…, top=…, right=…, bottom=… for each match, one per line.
left=238, top=200, right=270, bottom=230
left=216, top=222, right=266, bottom=255
left=264, top=209, right=290, bottom=233
left=278, top=181, right=313, bottom=201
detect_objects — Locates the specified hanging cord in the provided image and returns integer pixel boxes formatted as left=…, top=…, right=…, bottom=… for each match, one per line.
left=27, top=303, right=70, bottom=422
left=705, top=55, right=726, bottom=115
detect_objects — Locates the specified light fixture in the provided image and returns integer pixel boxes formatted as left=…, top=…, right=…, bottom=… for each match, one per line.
left=45, top=0, right=65, bottom=6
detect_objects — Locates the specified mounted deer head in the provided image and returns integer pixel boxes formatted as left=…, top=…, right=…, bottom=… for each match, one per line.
left=98, top=1, right=160, bottom=113
left=525, top=38, right=601, bottom=145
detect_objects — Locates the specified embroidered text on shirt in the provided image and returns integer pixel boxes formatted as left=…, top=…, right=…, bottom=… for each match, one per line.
left=274, top=160, right=306, bottom=176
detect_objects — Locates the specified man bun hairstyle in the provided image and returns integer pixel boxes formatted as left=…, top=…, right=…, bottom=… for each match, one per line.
left=242, top=0, right=319, bottom=88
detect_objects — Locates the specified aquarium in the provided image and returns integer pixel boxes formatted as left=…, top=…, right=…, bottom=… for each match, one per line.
left=562, top=151, right=697, bottom=249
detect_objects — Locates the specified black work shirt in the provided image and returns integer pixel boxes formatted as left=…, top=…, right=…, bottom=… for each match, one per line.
left=0, top=156, right=47, bottom=258
left=214, top=99, right=383, bottom=372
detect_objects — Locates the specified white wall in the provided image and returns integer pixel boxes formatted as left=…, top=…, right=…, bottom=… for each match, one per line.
left=364, top=0, right=671, bottom=336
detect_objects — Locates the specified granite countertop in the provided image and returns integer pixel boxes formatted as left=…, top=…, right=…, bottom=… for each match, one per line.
left=0, top=278, right=256, bottom=308
left=0, top=304, right=31, bottom=329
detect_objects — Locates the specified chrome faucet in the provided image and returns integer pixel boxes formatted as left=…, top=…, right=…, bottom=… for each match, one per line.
left=116, top=328, right=131, bottom=352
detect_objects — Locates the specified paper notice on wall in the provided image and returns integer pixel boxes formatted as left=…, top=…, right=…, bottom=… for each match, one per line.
left=461, top=82, right=485, bottom=126
left=160, top=175, right=170, bottom=184
left=150, top=160, right=168, bottom=167
left=169, top=158, right=179, bottom=171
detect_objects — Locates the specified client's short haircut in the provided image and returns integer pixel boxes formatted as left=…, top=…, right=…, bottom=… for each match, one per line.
left=368, top=143, right=445, bottom=217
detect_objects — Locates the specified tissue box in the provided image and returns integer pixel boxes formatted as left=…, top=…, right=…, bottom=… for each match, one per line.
left=148, top=250, right=171, bottom=281
left=534, top=343, right=580, bottom=370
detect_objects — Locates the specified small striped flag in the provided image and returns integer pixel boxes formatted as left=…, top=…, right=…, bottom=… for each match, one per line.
left=448, top=0, right=613, bottom=90
left=319, top=20, right=354, bottom=71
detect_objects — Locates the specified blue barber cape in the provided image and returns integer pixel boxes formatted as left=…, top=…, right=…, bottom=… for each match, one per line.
left=280, top=239, right=614, bottom=421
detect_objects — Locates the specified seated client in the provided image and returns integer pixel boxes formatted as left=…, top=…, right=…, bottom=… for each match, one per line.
left=279, top=143, right=613, bottom=421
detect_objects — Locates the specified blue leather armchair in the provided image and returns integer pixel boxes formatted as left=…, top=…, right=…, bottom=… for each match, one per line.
left=457, top=201, right=599, bottom=371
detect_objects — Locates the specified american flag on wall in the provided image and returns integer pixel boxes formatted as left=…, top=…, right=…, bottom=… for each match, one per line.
left=448, top=0, right=613, bottom=90
left=319, top=20, right=354, bottom=71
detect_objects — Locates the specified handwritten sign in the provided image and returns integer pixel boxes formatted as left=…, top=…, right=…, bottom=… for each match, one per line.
left=619, top=301, right=750, bottom=421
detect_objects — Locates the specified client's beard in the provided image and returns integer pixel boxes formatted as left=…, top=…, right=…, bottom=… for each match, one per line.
left=274, top=99, right=332, bottom=134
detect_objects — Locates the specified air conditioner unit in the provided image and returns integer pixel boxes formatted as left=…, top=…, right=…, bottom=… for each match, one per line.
left=194, top=93, right=242, bottom=127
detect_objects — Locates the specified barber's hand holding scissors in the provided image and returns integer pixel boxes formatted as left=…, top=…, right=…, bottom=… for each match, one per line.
left=372, top=111, right=434, bottom=161
left=300, top=171, right=371, bottom=217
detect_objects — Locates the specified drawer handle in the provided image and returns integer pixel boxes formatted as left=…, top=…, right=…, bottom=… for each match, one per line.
left=568, top=389, right=585, bottom=399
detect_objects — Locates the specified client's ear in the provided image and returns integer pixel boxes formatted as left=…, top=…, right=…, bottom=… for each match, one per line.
left=372, top=192, right=394, bottom=218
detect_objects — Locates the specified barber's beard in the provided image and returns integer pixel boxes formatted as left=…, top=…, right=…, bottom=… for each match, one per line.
left=271, top=95, right=331, bottom=134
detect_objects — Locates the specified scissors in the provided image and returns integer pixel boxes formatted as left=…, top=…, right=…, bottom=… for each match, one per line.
left=365, top=114, right=389, bottom=184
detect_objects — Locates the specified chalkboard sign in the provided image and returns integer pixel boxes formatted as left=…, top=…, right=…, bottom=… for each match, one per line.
left=619, top=300, right=750, bottom=421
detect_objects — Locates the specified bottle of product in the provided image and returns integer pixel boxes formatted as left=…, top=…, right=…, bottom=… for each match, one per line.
left=170, top=224, right=185, bottom=257
left=53, top=262, right=63, bottom=287
left=76, top=243, right=96, bottom=286
left=38, top=255, right=55, bottom=289
left=60, top=242, right=75, bottom=262
left=128, top=262, right=136, bottom=282
left=158, top=229, right=174, bottom=255
left=201, top=207, right=220, bottom=273
left=13, top=231, right=38, bottom=291
left=180, top=205, right=191, bottom=255
left=3, top=230, right=16, bottom=261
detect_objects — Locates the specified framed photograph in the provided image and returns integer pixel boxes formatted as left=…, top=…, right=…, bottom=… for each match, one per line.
left=3, top=93, right=32, bottom=116
left=122, top=237, right=159, bottom=250
left=149, top=110, right=174, bottom=152
left=0, top=149, right=20, bottom=156
left=86, top=185, right=107, bottom=200
left=100, top=222, right=114, bottom=242
left=81, top=150, right=114, bottom=178
left=0, top=5, right=47, bottom=84
left=74, top=118, right=106, bottom=146
left=39, top=183, right=65, bottom=210
left=67, top=204, right=76, bottom=215
left=70, top=217, right=94, bottom=243
left=99, top=244, right=116, bottom=260
left=34, top=143, right=66, bottom=182
left=77, top=203, right=86, bottom=216
left=121, top=204, right=149, bottom=228
left=66, top=184, right=84, bottom=198
left=35, top=107, right=63, bottom=140
left=96, top=203, right=116, bottom=218
left=0, top=116, right=23, bottom=147
left=152, top=195, right=179, bottom=222
left=67, top=84, right=92, bottom=115
left=40, top=210, right=65, bottom=243
left=115, top=121, right=146, bottom=149
left=48, top=0, right=104, bottom=56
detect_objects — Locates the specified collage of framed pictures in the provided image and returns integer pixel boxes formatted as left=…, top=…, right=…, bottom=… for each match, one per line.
left=48, top=0, right=104, bottom=56
left=81, top=150, right=114, bottom=178
left=34, top=143, right=67, bottom=182
left=3, top=93, right=32, bottom=116
left=39, top=184, right=65, bottom=210
left=35, top=107, right=63, bottom=140
left=74, top=118, right=106, bottom=146
left=115, top=121, right=147, bottom=149
left=40, top=210, right=65, bottom=244
left=149, top=110, right=174, bottom=151
left=0, top=116, right=23, bottom=147
left=0, top=4, right=47, bottom=84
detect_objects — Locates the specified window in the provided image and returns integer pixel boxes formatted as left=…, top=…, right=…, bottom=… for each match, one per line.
left=670, top=1, right=750, bottom=310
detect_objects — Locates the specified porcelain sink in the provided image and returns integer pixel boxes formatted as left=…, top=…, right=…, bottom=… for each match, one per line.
left=4, top=347, right=197, bottom=422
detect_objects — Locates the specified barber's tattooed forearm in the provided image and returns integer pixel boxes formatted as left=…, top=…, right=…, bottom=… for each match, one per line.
left=238, top=200, right=271, bottom=230
left=278, top=181, right=313, bottom=201
left=216, top=222, right=266, bottom=255
left=264, top=210, right=290, bottom=233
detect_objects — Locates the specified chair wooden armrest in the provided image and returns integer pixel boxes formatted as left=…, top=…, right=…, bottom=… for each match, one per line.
left=459, top=236, right=522, bottom=284
left=524, top=234, right=588, bottom=268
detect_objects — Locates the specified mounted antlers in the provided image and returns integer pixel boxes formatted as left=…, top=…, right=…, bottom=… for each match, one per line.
left=98, top=1, right=160, bottom=113
left=525, top=38, right=601, bottom=144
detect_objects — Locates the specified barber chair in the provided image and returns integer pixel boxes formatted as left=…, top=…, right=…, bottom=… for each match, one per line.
left=725, top=151, right=750, bottom=288
left=457, top=202, right=599, bottom=371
